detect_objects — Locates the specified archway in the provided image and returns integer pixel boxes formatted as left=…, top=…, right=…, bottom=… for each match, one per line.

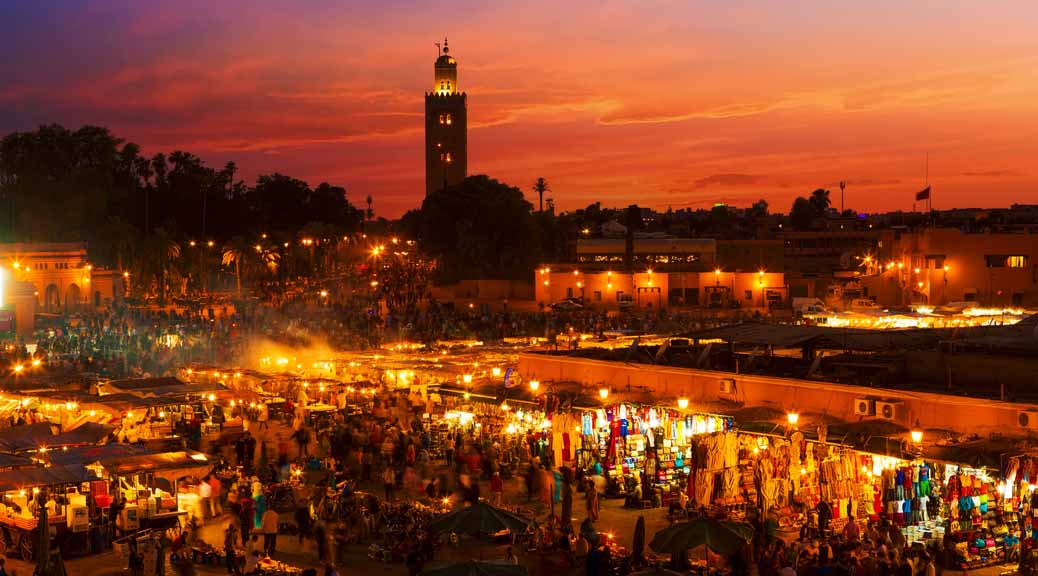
left=65, top=284, right=81, bottom=313
left=44, top=284, right=60, bottom=313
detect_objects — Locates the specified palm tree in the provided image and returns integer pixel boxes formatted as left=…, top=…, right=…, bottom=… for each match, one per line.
left=221, top=236, right=253, bottom=298
left=98, top=216, right=138, bottom=271
left=365, top=195, right=374, bottom=222
left=809, top=188, right=831, bottom=215
left=139, top=227, right=180, bottom=304
left=533, top=177, right=550, bottom=212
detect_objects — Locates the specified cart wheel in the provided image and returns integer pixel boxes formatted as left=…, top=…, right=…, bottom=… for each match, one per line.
left=18, top=531, right=34, bottom=561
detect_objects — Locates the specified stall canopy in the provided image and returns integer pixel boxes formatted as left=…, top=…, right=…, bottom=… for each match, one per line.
left=84, top=394, right=173, bottom=412
left=47, top=443, right=154, bottom=468
left=47, top=422, right=114, bottom=449
left=98, top=451, right=212, bottom=483
left=0, top=454, right=34, bottom=470
left=100, top=377, right=227, bottom=398
left=0, top=422, right=113, bottom=453
left=0, top=423, right=58, bottom=452
left=0, top=465, right=90, bottom=492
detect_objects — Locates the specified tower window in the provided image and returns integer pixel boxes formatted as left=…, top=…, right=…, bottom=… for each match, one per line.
left=438, top=113, right=453, bottom=125
left=440, top=152, right=453, bottom=164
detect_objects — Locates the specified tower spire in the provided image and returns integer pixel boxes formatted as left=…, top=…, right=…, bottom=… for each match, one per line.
left=443, top=37, right=449, bottom=54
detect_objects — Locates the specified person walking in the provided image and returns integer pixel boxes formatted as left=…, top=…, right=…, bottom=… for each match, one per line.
left=585, top=479, right=599, bottom=523
left=490, top=471, right=504, bottom=507
left=198, top=476, right=212, bottom=520
left=238, top=497, right=254, bottom=545
left=262, top=507, right=279, bottom=556
left=257, top=403, right=269, bottom=431
left=383, top=465, right=396, bottom=501
left=209, top=474, right=223, bottom=516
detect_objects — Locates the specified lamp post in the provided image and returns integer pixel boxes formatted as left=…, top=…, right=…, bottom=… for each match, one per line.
left=758, top=269, right=766, bottom=310
left=943, top=264, right=950, bottom=305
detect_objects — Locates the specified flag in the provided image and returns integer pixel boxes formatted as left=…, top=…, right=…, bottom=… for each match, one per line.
left=915, top=186, right=931, bottom=201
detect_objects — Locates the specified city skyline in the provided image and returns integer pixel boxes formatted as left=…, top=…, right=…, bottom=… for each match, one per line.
left=2, top=1, right=1037, bottom=217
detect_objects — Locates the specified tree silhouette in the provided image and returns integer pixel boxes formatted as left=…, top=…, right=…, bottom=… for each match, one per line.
left=414, top=175, right=540, bottom=282
left=221, top=236, right=253, bottom=298
left=138, top=228, right=180, bottom=304
left=809, top=188, right=831, bottom=214
left=790, top=197, right=815, bottom=230
left=533, top=177, right=550, bottom=213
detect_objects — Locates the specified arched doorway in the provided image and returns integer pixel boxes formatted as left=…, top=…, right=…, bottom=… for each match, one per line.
left=65, top=284, right=81, bottom=313
left=44, top=284, right=60, bottom=313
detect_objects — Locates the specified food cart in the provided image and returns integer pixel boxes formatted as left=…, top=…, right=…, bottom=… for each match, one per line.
left=0, top=465, right=91, bottom=560
left=97, top=451, right=213, bottom=538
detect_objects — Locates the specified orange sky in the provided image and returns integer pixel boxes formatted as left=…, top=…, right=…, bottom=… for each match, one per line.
left=2, top=1, right=1037, bottom=216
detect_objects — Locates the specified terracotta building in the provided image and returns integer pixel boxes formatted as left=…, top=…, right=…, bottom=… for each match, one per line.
left=536, top=237, right=786, bottom=309
left=0, top=242, right=124, bottom=313
left=862, top=228, right=1038, bottom=307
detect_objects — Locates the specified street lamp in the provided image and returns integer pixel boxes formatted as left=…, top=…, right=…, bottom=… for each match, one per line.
left=462, top=374, right=473, bottom=385
left=677, top=397, right=689, bottom=410
left=491, top=367, right=502, bottom=377
left=786, top=411, right=799, bottom=426
left=598, top=388, right=609, bottom=400
left=529, top=380, right=540, bottom=392
left=910, top=428, right=923, bottom=444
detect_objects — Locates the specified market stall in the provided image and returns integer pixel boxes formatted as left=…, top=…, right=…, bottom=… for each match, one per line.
left=95, top=450, right=213, bottom=536
left=0, top=465, right=92, bottom=560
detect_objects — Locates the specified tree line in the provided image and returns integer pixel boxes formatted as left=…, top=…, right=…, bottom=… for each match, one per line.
left=0, top=124, right=870, bottom=294
left=0, top=125, right=364, bottom=266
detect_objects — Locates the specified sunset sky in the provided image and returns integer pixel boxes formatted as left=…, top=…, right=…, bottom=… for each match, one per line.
left=2, top=1, right=1037, bottom=217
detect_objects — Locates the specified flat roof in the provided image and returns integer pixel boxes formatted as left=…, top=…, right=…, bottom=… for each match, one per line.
left=682, top=316, right=1038, bottom=352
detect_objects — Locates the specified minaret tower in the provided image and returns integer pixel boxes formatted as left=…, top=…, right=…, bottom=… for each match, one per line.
left=425, top=38, right=467, bottom=196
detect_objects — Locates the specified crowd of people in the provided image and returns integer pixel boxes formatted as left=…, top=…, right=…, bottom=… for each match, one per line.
left=0, top=275, right=965, bottom=576
left=9, top=282, right=754, bottom=384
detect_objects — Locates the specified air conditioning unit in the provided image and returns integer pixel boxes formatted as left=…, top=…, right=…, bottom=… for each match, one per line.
left=853, top=398, right=875, bottom=417
left=875, top=400, right=904, bottom=421
left=1018, top=411, right=1038, bottom=430
left=718, top=379, right=735, bottom=395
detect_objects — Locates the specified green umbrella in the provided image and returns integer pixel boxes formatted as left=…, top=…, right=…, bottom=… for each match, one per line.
left=649, top=518, right=753, bottom=557
left=428, top=501, right=532, bottom=536
left=420, top=560, right=528, bottom=576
